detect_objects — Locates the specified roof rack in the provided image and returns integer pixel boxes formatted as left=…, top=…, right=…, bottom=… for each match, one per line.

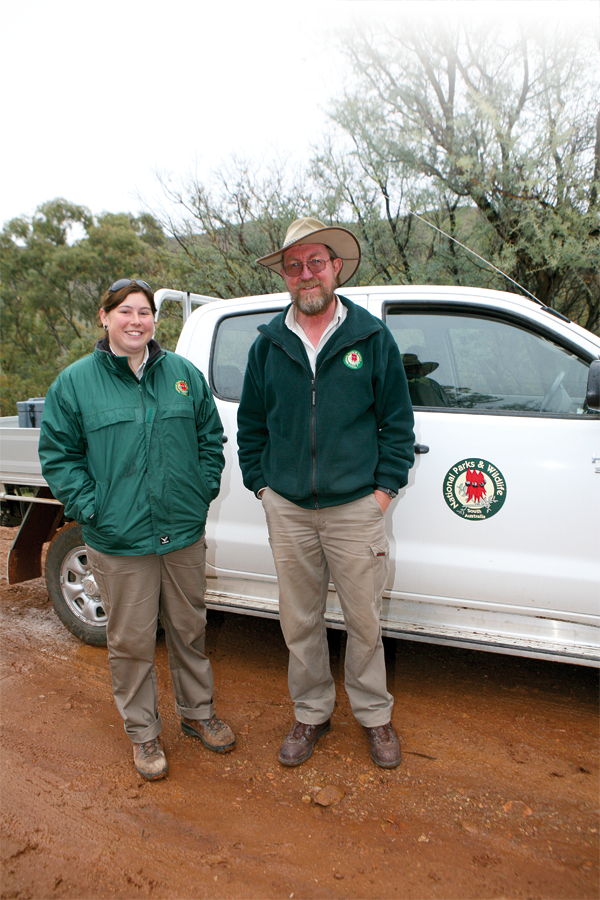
left=154, top=289, right=218, bottom=323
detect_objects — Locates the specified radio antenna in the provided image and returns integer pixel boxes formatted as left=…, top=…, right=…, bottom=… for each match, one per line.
left=410, top=210, right=542, bottom=305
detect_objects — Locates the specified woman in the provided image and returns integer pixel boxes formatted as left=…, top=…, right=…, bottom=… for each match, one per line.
left=39, top=278, right=234, bottom=780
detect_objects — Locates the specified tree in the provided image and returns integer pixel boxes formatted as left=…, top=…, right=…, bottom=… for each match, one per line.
left=155, top=158, right=325, bottom=301
left=312, top=141, right=485, bottom=289
left=315, top=8, right=599, bottom=331
left=0, top=200, right=172, bottom=415
left=149, top=126, right=510, bottom=303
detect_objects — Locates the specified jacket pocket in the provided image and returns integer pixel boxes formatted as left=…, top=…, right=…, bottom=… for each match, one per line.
left=87, top=481, right=116, bottom=537
left=93, top=481, right=107, bottom=520
left=156, top=404, right=211, bottom=529
left=156, top=404, right=197, bottom=465
left=82, top=407, right=137, bottom=433
left=157, top=403, right=195, bottom=421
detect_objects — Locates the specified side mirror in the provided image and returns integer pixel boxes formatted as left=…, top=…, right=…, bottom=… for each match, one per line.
left=586, top=359, right=600, bottom=410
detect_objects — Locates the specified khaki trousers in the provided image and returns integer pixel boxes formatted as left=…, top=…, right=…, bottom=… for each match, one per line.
left=86, top=538, right=214, bottom=743
left=261, top=490, right=393, bottom=727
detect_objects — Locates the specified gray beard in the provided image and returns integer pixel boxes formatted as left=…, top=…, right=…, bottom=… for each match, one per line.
left=290, top=282, right=336, bottom=316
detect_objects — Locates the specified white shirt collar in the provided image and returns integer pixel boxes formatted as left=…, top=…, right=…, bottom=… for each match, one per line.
left=285, top=296, right=347, bottom=374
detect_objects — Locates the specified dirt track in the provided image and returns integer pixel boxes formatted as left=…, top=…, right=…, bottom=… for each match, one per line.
left=0, top=526, right=598, bottom=900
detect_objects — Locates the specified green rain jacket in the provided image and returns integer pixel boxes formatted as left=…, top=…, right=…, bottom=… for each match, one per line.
left=39, top=338, right=224, bottom=556
left=237, top=296, right=415, bottom=509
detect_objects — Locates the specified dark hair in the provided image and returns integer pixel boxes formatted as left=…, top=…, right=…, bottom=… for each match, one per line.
left=100, top=280, right=156, bottom=316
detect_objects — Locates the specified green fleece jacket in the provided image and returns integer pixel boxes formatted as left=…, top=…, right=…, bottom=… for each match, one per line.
left=237, top=296, right=415, bottom=509
left=39, top=338, right=224, bottom=555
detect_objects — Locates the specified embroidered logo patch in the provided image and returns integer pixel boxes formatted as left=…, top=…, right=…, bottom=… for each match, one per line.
left=174, top=380, right=189, bottom=395
left=159, top=535, right=171, bottom=545
left=442, top=458, right=507, bottom=520
left=343, top=350, right=363, bottom=370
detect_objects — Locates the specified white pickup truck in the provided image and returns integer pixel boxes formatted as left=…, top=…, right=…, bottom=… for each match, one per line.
left=1, top=285, right=599, bottom=666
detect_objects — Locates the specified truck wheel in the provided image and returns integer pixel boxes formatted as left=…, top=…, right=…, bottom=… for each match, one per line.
left=45, top=523, right=108, bottom=646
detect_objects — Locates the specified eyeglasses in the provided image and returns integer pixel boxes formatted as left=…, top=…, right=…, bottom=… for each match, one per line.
left=282, top=258, right=335, bottom=278
left=108, top=278, right=153, bottom=293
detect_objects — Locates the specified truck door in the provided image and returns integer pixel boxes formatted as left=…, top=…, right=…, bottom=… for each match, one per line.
left=383, top=303, right=600, bottom=621
left=205, top=308, right=282, bottom=594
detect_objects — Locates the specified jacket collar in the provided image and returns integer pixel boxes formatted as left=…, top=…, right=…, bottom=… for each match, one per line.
left=258, top=295, right=382, bottom=367
left=95, top=335, right=164, bottom=376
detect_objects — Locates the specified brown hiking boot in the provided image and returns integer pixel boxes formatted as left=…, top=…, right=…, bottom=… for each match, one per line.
left=363, top=722, right=402, bottom=768
left=278, top=719, right=331, bottom=767
left=181, top=715, right=236, bottom=752
left=133, top=737, right=168, bottom=780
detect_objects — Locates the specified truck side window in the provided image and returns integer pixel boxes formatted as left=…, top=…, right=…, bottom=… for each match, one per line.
left=386, top=308, right=593, bottom=416
left=211, top=311, right=280, bottom=402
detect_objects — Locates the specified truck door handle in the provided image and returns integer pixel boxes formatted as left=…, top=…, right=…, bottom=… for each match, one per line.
left=414, top=443, right=429, bottom=454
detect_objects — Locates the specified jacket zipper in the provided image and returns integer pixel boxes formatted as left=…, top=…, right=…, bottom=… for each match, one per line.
left=262, top=318, right=380, bottom=510
left=259, top=334, right=319, bottom=505
left=309, top=329, right=381, bottom=508
left=310, top=378, right=317, bottom=507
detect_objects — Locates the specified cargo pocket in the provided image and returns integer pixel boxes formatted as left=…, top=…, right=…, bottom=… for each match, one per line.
left=369, top=540, right=389, bottom=604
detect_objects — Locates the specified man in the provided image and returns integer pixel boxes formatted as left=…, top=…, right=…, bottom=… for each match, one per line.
left=237, top=217, right=414, bottom=768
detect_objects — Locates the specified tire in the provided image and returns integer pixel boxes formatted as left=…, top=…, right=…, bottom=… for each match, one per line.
left=45, top=523, right=108, bottom=646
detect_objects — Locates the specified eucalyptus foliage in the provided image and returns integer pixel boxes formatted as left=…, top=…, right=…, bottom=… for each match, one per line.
left=155, top=159, right=323, bottom=299
left=317, top=10, right=599, bottom=329
left=0, top=200, right=171, bottom=415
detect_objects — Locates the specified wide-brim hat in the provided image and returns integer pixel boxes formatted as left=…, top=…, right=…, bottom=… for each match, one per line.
left=256, top=217, right=361, bottom=287
left=402, top=352, right=439, bottom=377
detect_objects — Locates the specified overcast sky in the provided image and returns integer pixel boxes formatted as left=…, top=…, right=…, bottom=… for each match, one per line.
left=1, top=0, right=598, bottom=229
